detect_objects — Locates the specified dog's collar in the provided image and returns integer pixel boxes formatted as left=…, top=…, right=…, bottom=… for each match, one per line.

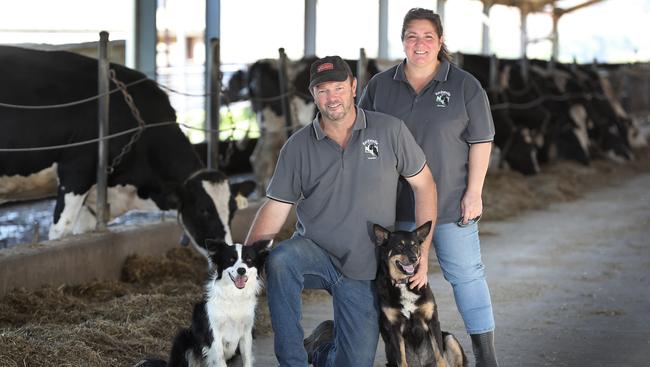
left=392, top=278, right=410, bottom=286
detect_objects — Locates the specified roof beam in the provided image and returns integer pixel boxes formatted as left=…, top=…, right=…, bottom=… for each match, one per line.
left=555, top=0, right=603, bottom=16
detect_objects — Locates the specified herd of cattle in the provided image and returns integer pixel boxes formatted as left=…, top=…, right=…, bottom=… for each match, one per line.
left=0, top=45, right=646, bottom=243
left=225, top=53, right=646, bottom=183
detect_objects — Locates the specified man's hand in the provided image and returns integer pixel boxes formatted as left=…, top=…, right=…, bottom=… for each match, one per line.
left=409, top=259, right=428, bottom=290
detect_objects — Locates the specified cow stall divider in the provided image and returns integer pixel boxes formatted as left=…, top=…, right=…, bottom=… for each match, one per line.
left=277, top=48, right=295, bottom=138
left=356, top=48, right=368, bottom=104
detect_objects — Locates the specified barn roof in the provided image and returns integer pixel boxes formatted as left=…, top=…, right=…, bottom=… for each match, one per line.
left=483, top=0, right=604, bottom=14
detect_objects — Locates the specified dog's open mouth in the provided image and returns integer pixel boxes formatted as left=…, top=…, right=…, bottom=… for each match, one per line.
left=229, top=273, right=248, bottom=289
left=396, top=260, right=416, bottom=275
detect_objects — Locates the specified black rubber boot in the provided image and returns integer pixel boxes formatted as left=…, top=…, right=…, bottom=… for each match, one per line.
left=470, top=331, right=499, bottom=367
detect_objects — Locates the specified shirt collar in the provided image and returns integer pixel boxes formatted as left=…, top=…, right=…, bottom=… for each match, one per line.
left=393, top=58, right=451, bottom=83
left=311, top=107, right=367, bottom=141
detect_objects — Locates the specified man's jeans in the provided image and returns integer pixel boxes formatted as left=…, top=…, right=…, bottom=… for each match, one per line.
left=265, top=235, right=379, bottom=367
left=396, top=221, right=496, bottom=334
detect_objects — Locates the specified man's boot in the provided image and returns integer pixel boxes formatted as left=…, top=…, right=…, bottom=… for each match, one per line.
left=470, top=331, right=499, bottom=367
left=304, top=320, right=334, bottom=364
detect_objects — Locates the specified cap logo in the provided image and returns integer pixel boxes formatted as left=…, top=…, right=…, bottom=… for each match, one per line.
left=317, top=63, right=334, bottom=73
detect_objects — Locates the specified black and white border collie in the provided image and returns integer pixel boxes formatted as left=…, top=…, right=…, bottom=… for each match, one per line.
left=135, top=239, right=272, bottom=367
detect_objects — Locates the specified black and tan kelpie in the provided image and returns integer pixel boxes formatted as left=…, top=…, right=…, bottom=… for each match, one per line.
left=373, top=221, right=467, bottom=367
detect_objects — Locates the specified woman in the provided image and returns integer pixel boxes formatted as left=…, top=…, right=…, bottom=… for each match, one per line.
left=359, top=8, right=499, bottom=367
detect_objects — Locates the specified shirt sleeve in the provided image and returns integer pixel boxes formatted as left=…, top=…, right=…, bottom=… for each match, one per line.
left=357, top=78, right=375, bottom=111
left=395, top=121, right=427, bottom=177
left=265, top=142, right=301, bottom=204
left=462, top=76, right=495, bottom=144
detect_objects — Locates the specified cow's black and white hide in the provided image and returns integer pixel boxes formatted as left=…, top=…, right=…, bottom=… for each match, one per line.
left=192, top=139, right=257, bottom=175
left=0, top=45, right=253, bottom=252
left=525, top=61, right=593, bottom=166
left=228, top=56, right=380, bottom=194
left=568, top=64, right=640, bottom=162
left=531, top=62, right=631, bottom=163
left=597, top=69, right=647, bottom=150
left=460, top=54, right=541, bottom=175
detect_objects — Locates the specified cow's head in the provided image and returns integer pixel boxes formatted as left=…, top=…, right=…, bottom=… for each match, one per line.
left=174, top=169, right=255, bottom=259
left=490, top=91, right=541, bottom=175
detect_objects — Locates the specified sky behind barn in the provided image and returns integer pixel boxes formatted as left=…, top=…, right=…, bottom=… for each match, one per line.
left=0, top=0, right=648, bottom=64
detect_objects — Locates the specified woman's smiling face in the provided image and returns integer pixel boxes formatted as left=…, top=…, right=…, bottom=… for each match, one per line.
left=402, top=19, right=443, bottom=67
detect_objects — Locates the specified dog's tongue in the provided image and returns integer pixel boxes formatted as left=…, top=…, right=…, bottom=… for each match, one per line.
left=402, top=264, right=415, bottom=274
left=234, top=275, right=248, bottom=289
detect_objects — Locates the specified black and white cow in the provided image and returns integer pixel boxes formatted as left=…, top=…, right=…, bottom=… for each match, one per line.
left=559, top=63, right=640, bottom=162
left=461, top=54, right=541, bottom=174
left=0, top=45, right=253, bottom=250
left=460, top=54, right=638, bottom=175
left=227, top=56, right=380, bottom=193
left=500, top=59, right=592, bottom=168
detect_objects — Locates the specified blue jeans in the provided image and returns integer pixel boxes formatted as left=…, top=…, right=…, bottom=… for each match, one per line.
left=265, top=235, right=380, bottom=367
left=396, top=221, right=496, bottom=334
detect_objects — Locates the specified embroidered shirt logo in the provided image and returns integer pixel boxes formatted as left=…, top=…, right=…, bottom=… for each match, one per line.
left=362, top=139, right=379, bottom=159
left=435, top=90, right=450, bottom=107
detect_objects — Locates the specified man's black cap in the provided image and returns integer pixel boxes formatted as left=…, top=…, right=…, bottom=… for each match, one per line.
left=309, top=56, right=353, bottom=89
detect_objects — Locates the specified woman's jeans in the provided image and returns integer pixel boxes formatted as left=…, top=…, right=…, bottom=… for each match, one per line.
left=396, top=221, right=496, bottom=334
left=265, top=235, right=380, bottom=367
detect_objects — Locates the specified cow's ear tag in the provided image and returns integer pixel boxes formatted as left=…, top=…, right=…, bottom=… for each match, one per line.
left=235, top=193, right=248, bottom=209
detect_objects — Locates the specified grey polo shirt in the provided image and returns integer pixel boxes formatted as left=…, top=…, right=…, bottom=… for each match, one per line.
left=359, top=59, right=494, bottom=224
left=266, top=107, right=426, bottom=280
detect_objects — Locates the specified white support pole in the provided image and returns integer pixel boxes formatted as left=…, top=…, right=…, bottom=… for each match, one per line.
left=481, top=1, right=492, bottom=55
left=133, top=0, right=157, bottom=76
left=305, top=0, right=317, bottom=56
left=205, top=0, right=221, bottom=169
left=520, top=7, right=528, bottom=59
left=551, top=9, right=560, bottom=61
left=378, top=0, right=389, bottom=59
left=205, top=0, right=221, bottom=40
left=436, top=0, right=446, bottom=21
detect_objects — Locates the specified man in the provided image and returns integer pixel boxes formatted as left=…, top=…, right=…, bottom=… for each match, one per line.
left=245, top=55, right=437, bottom=367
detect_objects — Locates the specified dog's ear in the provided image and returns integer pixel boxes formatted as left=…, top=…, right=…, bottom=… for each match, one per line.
left=250, top=239, right=273, bottom=254
left=415, top=221, right=432, bottom=243
left=248, top=239, right=273, bottom=272
left=373, top=224, right=390, bottom=246
left=205, top=239, right=227, bottom=253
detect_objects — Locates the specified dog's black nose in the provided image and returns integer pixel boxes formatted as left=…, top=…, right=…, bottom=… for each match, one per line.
left=409, top=255, right=418, bottom=263
left=237, top=267, right=246, bottom=275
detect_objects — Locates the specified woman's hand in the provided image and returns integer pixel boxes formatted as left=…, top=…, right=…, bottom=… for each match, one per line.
left=460, top=191, right=483, bottom=225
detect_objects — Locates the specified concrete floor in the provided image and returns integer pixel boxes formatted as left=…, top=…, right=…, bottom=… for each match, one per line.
left=232, top=173, right=650, bottom=367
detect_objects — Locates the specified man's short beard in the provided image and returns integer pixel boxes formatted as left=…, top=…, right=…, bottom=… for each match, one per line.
left=320, top=108, right=346, bottom=121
